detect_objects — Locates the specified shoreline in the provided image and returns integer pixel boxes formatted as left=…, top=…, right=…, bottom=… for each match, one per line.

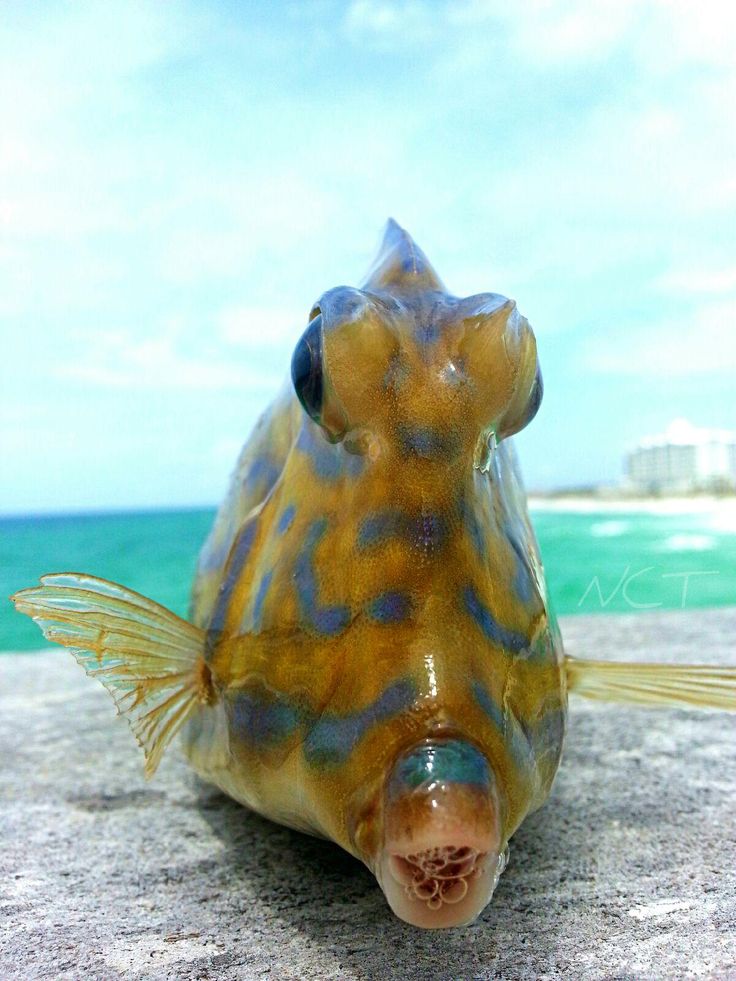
left=528, top=494, right=736, bottom=515
left=3, top=496, right=735, bottom=520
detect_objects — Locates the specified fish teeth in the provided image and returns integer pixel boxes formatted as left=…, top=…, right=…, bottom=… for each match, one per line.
left=439, top=878, right=468, bottom=904
left=389, top=845, right=487, bottom=908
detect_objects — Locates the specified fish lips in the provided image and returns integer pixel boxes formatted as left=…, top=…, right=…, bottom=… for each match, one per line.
left=375, top=737, right=505, bottom=928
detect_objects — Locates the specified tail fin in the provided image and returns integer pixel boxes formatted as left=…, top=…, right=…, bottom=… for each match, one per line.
left=11, top=573, right=212, bottom=777
left=566, top=656, right=736, bottom=711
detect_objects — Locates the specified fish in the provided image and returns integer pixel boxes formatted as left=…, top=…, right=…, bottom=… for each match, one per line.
left=12, top=219, right=736, bottom=929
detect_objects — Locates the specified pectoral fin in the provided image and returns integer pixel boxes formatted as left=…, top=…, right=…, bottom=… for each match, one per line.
left=565, top=656, right=736, bottom=711
left=12, top=573, right=213, bottom=776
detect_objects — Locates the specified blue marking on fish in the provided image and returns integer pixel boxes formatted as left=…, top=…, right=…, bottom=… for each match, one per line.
left=303, top=678, right=417, bottom=766
left=500, top=512, right=538, bottom=606
left=244, top=456, right=280, bottom=493
left=388, top=738, right=492, bottom=795
left=205, top=520, right=259, bottom=657
left=357, top=510, right=447, bottom=551
left=297, top=425, right=364, bottom=481
left=416, top=319, right=441, bottom=345
left=383, top=354, right=410, bottom=392
left=252, top=569, right=274, bottom=631
left=294, top=519, right=351, bottom=636
left=398, top=424, right=451, bottom=459
left=461, top=495, right=486, bottom=561
left=471, top=681, right=535, bottom=770
left=311, top=605, right=351, bottom=635
left=366, top=591, right=411, bottom=624
left=508, top=532, right=535, bottom=604
left=525, top=705, right=566, bottom=763
left=471, top=681, right=504, bottom=732
left=413, top=511, right=447, bottom=551
left=528, top=629, right=557, bottom=664
left=357, top=510, right=406, bottom=548
left=463, top=584, right=529, bottom=653
left=320, top=286, right=366, bottom=323
left=277, top=504, right=296, bottom=535
left=231, top=690, right=299, bottom=747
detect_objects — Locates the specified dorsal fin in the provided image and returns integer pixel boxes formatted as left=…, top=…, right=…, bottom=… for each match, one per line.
left=362, top=218, right=445, bottom=292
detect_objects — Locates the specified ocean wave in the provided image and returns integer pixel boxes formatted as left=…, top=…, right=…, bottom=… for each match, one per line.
left=658, top=534, right=716, bottom=552
left=590, top=520, right=631, bottom=538
left=707, top=514, right=736, bottom=535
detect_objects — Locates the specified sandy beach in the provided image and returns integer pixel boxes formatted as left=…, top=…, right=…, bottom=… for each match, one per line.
left=528, top=494, right=736, bottom=517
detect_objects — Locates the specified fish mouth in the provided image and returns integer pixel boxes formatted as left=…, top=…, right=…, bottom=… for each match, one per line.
left=378, top=833, right=507, bottom=928
left=375, top=737, right=505, bottom=928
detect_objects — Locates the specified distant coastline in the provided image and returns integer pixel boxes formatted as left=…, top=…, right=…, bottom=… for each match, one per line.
left=3, top=495, right=736, bottom=521
left=528, top=493, right=736, bottom=515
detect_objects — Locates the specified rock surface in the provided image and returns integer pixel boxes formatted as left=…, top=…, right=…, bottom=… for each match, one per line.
left=1, top=607, right=735, bottom=980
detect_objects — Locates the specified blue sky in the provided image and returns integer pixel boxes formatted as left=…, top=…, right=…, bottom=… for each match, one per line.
left=2, top=0, right=735, bottom=513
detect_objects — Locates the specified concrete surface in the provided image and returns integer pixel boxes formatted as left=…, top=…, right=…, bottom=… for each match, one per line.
left=1, top=607, right=735, bottom=980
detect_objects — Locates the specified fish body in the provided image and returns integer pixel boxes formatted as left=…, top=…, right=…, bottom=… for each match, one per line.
left=13, top=221, right=736, bottom=929
left=181, top=222, right=562, bottom=923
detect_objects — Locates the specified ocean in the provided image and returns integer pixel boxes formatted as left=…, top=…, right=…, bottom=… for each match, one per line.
left=2, top=505, right=735, bottom=652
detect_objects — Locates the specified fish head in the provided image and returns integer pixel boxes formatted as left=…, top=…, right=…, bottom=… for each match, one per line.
left=291, top=219, right=543, bottom=476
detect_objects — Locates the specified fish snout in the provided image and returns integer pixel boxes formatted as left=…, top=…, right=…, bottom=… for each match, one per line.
left=376, top=738, right=505, bottom=928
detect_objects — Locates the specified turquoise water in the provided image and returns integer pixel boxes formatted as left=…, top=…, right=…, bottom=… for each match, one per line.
left=1, top=509, right=214, bottom=652
left=1, top=507, right=735, bottom=651
left=532, top=509, right=736, bottom=617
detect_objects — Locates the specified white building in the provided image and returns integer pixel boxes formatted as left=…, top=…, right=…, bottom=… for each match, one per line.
left=625, top=419, right=736, bottom=493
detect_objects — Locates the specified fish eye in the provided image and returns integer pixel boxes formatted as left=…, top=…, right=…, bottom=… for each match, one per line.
left=497, top=360, right=544, bottom=440
left=524, top=365, right=544, bottom=427
left=291, top=312, right=324, bottom=424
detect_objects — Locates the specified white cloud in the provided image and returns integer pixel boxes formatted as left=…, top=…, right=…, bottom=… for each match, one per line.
left=0, top=1, right=189, bottom=112
left=583, top=296, right=736, bottom=376
left=647, top=0, right=736, bottom=70
left=345, top=0, right=639, bottom=61
left=623, top=265, right=736, bottom=379
left=657, top=266, right=736, bottom=296
left=500, top=0, right=639, bottom=63
left=219, top=306, right=302, bottom=348
left=435, top=0, right=736, bottom=70
left=209, top=435, right=246, bottom=467
left=344, top=1, right=435, bottom=39
left=156, top=171, right=338, bottom=284
left=56, top=327, right=282, bottom=391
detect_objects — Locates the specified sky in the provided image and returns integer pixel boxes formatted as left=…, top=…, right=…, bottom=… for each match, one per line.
left=1, top=0, right=735, bottom=514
